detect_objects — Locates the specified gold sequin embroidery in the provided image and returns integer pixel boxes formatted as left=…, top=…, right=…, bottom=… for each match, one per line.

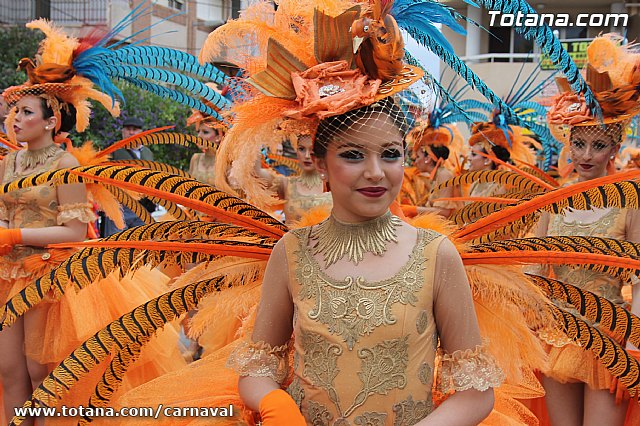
left=418, top=362, right=433, bottom=386
left=416, top=310, right=429, bottom=334
left=354, top=412, right=387, bottom=425
left=299, top=333, right=410, bottom=421
left=392, top=395, right=433, bottom=426
left=294, top=228, right=437, bottom=350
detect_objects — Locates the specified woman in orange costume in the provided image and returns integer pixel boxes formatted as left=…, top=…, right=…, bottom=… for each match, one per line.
left=253, top=123, right=332, bottom=225
left=188, top=83, right=226, bottom=186
left=0, top=17, right=129, bottom=423
left=466, top=122, right=538, bottom=198
left=0, top=14, right=226, bottom=423
left=402, top=119, right=464, bottom=217
left=533, top=34, right=640, bottom=426
left=0, top=94, right=106, bottom=426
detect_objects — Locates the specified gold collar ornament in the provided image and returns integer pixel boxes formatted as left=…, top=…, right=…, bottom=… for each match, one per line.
left=310, top=210, right=403, bottom=267
left=20, top=144, right=60, bottom=170
left=297, top=171, right=323, bottom=190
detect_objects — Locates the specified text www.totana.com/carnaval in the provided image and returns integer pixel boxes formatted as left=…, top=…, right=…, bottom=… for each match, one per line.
left=14, top=404, right=234, bottom=419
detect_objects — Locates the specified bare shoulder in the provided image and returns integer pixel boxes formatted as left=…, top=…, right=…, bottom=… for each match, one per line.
left=57, top=151, right=80, bottom=168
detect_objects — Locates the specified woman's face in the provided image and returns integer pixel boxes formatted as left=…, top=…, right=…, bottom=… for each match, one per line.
left=414, top=148, right=432, bottom=173
left=467, top=145, right=491, bottom=172
left=569, top=126, right=619, bottom=181
left=197, top=126, right=222, bottom=152
left=12, top=96, right=54, bottom=143
left=314, top=113, right=404, bottom=222
left=296, top=135, right=315, bottom=173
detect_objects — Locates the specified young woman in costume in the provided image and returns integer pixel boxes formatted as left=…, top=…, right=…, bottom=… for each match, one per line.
left=402, top=119, right=464, bottom=217
left=254, top=128, right=332, bottom=225
left=534, top=34, right=640, bottom=426
left=466, top=123, right=538, bottom=198
left=188, top=83, right=227, bottom=187
left=0, top=92, right=103, bottom=426
left=0, top=12, right=230, bottom=422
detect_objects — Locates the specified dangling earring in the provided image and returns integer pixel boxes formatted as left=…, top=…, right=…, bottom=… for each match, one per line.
left=610, top=155, right=615, bottom=160
left=320, top=173, right=326, bottom=180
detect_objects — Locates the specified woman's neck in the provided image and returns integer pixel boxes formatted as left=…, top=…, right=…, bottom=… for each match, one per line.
left=577, top=171, right=607, bottom=182
left=26, top=134, right=55, bottom=151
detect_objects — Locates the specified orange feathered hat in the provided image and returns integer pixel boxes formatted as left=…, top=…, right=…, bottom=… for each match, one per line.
left=201, top=0, right=423, bottom=207
left=548, top=34, right=640, bottom=138
left=408, top=121, right=455, bottom=154
left=2, top=20, right=120, bottom=142
left=468, top=122, right=538, bottom=165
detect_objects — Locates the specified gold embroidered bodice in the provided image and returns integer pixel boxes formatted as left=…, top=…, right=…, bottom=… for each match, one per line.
left=190, top=153, right=217, bottom=186
left=283, top=227, right=444, bottom=425
left=0, top=149, right=67, bottom=230
left=284, top=176, right=333, bottom=224
left=0, top=149, right=94, bottom=275
left=548, top=208, right=628, bottom=305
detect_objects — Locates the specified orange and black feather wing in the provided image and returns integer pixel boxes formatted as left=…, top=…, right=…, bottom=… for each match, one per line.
left=528, top=274, right=640, bottom=348
left=0, top=165, right=287, bottom=238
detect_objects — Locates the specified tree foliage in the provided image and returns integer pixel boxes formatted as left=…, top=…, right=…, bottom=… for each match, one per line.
left=0, top=26, right=44, bottom=89
left=72, top=81, right=198, bottom=171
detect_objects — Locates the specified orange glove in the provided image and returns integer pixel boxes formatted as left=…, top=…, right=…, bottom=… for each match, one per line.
left=0, top=228, right=22, bottom=255
left=259, top=389, right=305, bottom=426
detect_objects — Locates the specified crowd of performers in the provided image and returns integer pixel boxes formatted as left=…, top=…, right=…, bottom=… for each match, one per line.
left=1, top=0, right=640, bottom=425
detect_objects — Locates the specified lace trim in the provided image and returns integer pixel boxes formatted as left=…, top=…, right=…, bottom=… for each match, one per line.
left=57, top=202, right=96, bottom=225
left=437, top=342, right=505, bottom=393
left=226, top=339, right=292, bottom=385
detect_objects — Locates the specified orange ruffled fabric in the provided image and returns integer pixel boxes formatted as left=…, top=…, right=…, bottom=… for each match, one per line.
left=286, top=61, right=381, bottom=120
left=547, top=92, right=592, bottom=126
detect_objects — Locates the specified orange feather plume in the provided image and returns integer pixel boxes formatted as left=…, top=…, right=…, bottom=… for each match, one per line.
left=0, top=135, right=21, bottom=151
left=47, top=240, right=273, bottom=260
left=476, top=150, right=556, bottom=191
left=513, top=158, right=560, bottom=187
left=461, top=251, right=640, bottom=272
left=66, top=167, right=286, bottom=239
left=96, top=126, right=174, bottom=158
left=454, top=169, right=640, bottom=241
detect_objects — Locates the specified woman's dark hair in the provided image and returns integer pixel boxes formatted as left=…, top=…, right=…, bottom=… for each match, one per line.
left=429, top=145, right=450, bottom=160
left=480, top=145, right=511, bottom=170
left=313, top=97, right=409, bottom=158
left=39, top=97, right=77, bottom=133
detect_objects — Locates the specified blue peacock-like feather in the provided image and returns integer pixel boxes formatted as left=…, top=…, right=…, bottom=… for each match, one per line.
left=121, top=78, right=225, bottom=123
left=403, top=51, right=481, bottom=126
left=98, top=47, right=227, bottom=85
left=68, top=0, right=230, bottom=117
left=393, top=0, right=531, bottom=128
left=470, top=0, right=601, bottom=118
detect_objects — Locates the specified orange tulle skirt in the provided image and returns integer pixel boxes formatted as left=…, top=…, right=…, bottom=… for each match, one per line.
left=0, top=249, right=186, bottom=424
left=522, top=344, right=640, bottom=425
